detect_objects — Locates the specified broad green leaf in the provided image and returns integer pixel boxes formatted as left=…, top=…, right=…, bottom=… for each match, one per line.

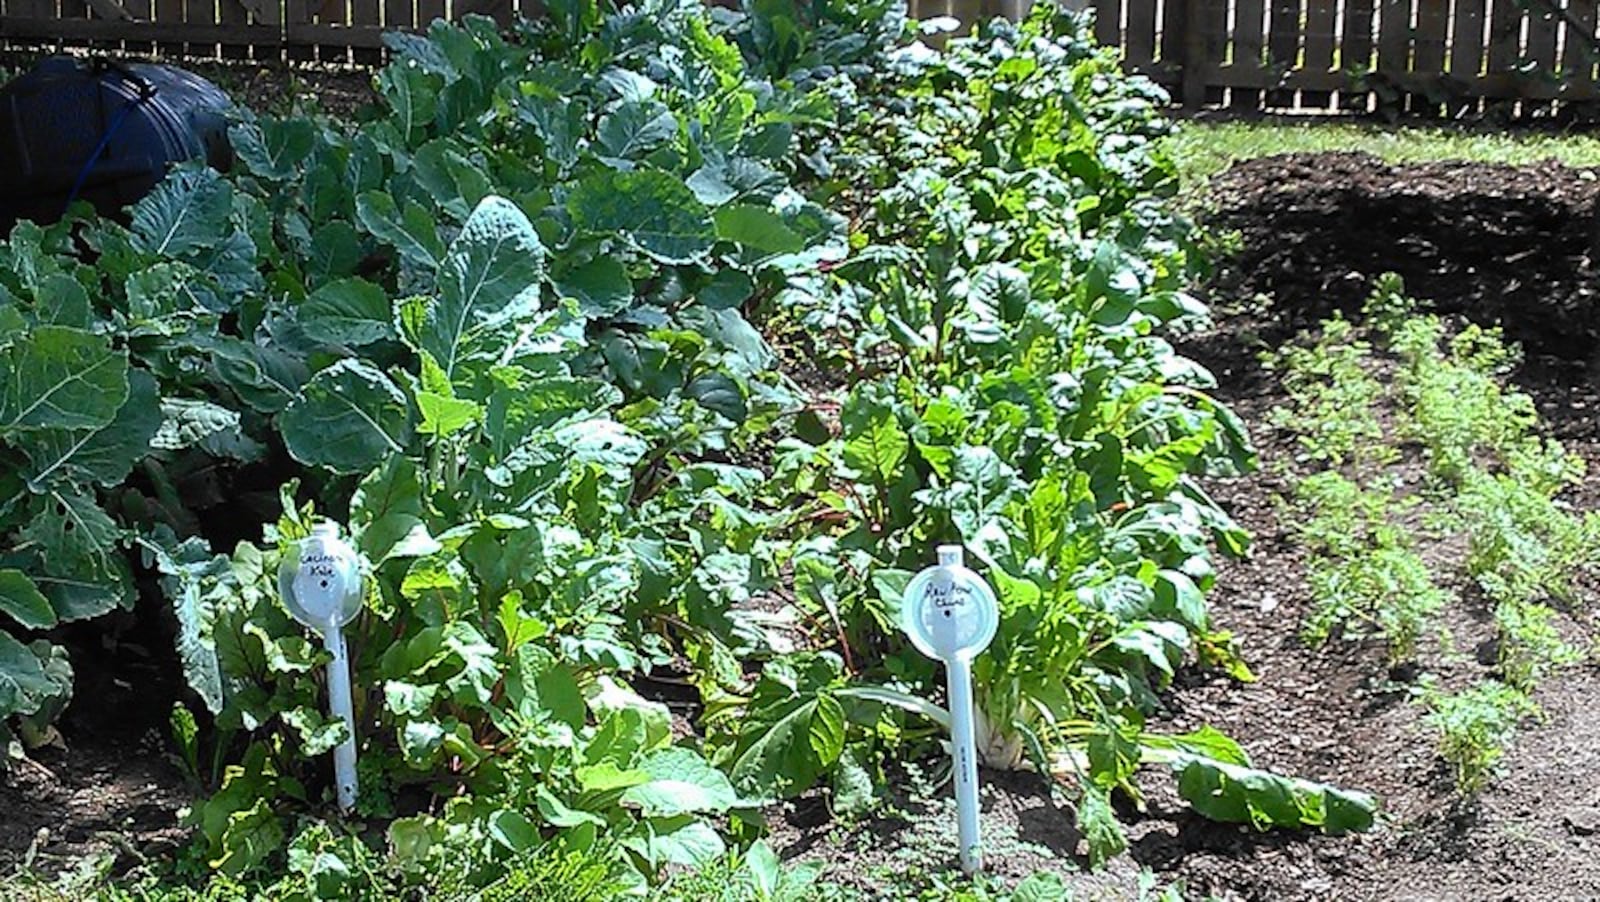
left=301, top=278, right=395, bottom=347
left=21, top=489, right=124, bottom=600
left=401, top=720, right=446, bottom=767
left=281, top=706, right=349, bottom=756
left=136, top=531, right=228, bottom=714
left=384, top=680, right=440, bottom=718
left=31, top=558, right=133, bottom=623
left=1087, top=241, right=1143, bottom=326
left=576, top=761, right=650, bottom=793
left=123, top=264, right=212, bottom=335
left=698, top=269, right=753, bottom=310
left=1153, top=569, right=1208, bottom=631
left=485, top=369, right=619, bottom=457
left=554, top=418, right=648, bottom=480
left=33, top=272, right=91, bottom=328
left=487, top=809, right=540, bottom=853
left=413, top=351, right=480, bottom=438
left=415, top=196, right=546, bottom=381
left=130, top=167, right=233, bottom=259
left=714, top=205, right=805, bottom=255
left=686, top=372, right=746, bottom=422
left=831, top=745, right=877, bottom=817
left=211, top=797, right=285, bottom=877
left=621, top=747, right=738, bottom=817
left=842, top=409, right=908, bottom=487
left=568, top=169, right=715, bottom=264
left=412, top=140, right=493, bottom=220
left=355, top=191, right=446, bottom=268
left=20, top=368, right=160, bottom=489
left=629, top=816, right=725, bottom=868
left=378, top=64, right=442, bottom=144
left=280, top=359, right=416, bottom=474
left=686, top=156, right=784, bottom=206
left=308, top=220, right=363, bottom=281
left=729, top=654, right=846, bottom=801
left=1155, top=724, right=1250, bottom=766
left=496, top=593, right=547, bottom=655
left=972, top=262, right=1031, bottom=324
left=1171, top=754, right=1377, bottom=833
left=597, top=101, right=678, bottom=159
left=229, top=118, right=317, bottom=181
left=1086, top=721, right=1140, bottom=789
left=0, top=326, right=129, bottom=432
left=506, top=643, right=586, bottom=730
left=208, top=337, right=308, bottom=414
left=0, top=631, right=52, bottom=718
left=1077, top=784, right=1127, bottom=868
left=0, top=570, right=54, bottom=631
left=537, top=787, right=607, bottom=828
left=554, top=257, right=633, bottom=318
left=352, top=457, right=428, bottom=562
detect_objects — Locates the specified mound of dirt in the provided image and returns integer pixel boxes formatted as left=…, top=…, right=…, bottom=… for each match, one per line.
left=1205, top=151, right=1600, bottom=361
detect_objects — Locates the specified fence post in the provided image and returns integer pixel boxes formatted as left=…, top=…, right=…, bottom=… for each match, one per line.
left=1181, top=0, right=1208, bottom=108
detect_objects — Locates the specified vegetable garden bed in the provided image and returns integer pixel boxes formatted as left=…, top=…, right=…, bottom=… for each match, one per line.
left=3, top=4, right=1600, bottom=900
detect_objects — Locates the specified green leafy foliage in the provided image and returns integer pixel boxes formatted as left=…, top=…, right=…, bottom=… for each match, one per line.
left=1423, top=680, right=1538, bottom=794
left=0, top=0, right=1375, bottom=885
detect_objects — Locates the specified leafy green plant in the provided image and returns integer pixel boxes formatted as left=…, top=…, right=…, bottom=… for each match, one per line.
left=731, top=4, right=1378, bottom=860
left=0, top=0, right=1382, bottom=885
left=1492, top=598, right=1580, bottom=692
left=1389, top=312, right=1535, bottom=486
left=1303, top=547, right=1448, bottom=665
left=1422, top=680, right=1538, bottom=795
left=1265, top=316, right=1392, bottom=467
left=1456, top=468, right=1600, bottom=609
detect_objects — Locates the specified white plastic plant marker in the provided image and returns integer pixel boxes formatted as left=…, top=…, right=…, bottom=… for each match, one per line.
left=902, top=544, right=999, bottom=876
left=278, top=520, right=366, bottom=813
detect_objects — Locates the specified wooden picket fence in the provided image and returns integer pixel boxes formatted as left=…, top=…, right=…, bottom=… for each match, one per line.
left=1096, top=0, right=1600, bottom=112
left=0, top=0, right=542, bottom=62
left=0, top=0, right=1592, bottom=111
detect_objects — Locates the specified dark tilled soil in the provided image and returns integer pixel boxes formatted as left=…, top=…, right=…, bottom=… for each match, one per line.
left=1127, top=155, right=1600, bottom=900
left=0, top=746, right=191, bottom=880
left=1205, top=151, right=1600, bottom=363
left=0, top=606, right=196, bottom=880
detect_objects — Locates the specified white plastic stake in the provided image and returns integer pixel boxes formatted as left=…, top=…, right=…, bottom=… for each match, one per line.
left=946, top=645, right=981, bottom=874
left=902, top=544, right=999, bottom=877
left=323, top=624, right=359, bottom=812
left=278, top=521, right=366, bottom=814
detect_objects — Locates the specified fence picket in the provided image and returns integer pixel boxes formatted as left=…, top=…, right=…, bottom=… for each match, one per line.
left=1125, top=0, right=1157, bottom=74
left=1266, top=0, right=1301, bottom=105
left=1094, top=0, right=1122, bottom=51
left=1, top=0, right=1598, bottom=113
left=1232, top=0, right=1266, bottom=107
left=1375, top=0, right=1411, bottom=111
left=1564, top=0, right=1598, bottom=89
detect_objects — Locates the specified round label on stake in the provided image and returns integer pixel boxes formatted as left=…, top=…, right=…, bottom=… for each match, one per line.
left=902, top=546, right=999, bottom=661
left=278, top=523, right=365, bottom=631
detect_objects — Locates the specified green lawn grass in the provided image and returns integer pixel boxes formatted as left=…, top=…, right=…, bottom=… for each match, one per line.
left=1165, top=119, right=1600, bottom=190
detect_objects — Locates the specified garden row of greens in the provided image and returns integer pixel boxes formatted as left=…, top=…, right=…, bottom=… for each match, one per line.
left=1271, top=275, right=1599, bottom=794
left=2, top=0, right=1370, bottom=894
